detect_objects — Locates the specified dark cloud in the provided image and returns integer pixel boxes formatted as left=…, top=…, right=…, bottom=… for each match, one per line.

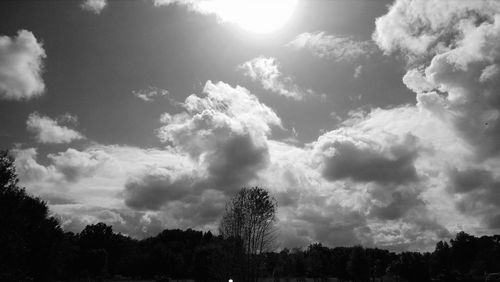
left=370, top=191, right=423, bottom=220
left=448, top=167, right=491, bottom=194
left=171, top=189, right=226, bottom=227
left=449, top=167, right=500, bottom=229
left=485, top=213, right=500, bottom=229
left=320, top=137, right=419, bottom=185
left=275, top=188, right=301, bottom=208
left=206, top=133, right=269, bottom=192
left=124, top=174, right=195, bottom=211
left=123, top=134, right=269, bottom=214
left=298, top=208, right=371, bottom=247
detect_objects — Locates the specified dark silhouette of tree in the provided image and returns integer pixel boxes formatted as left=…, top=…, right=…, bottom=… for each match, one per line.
left=331, top=247, right=350, bottom=282
left=219, top=186, right=277, bottom=281
left=0, top=150, right=63, bottom=282
left=347, top=246, right=370, bottom=281
left=306, top=243, right=330, bottom=281
left=430, top=241, right=453, bottom=281
left=397, top=251, right=430, bottom=282
left=365, top=248, right=392, bottom=282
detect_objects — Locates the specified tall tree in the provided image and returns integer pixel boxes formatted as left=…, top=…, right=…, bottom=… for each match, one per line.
left=219, top=186, right=277, bottom=281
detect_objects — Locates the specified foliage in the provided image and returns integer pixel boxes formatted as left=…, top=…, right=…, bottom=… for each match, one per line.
left=0, top=150, right=64, bottom=282
left=219, top=186, right=277, bottom=281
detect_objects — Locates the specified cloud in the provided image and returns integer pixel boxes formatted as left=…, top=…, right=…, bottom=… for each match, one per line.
left=0, top=30, right=45, bottom=100
left=282, top=204, right=371, bottom=248
left=48, top=148, right=110, bottom=182
left=448, top=167, right=500, bottom=229
left=80, top=0, right=108, bottom=14
left=354, top=66, right=363, bottom=79
left=125, top=81, right=281, bottom=211
left=13, top=148, right=59, bottom=183
left=14, top=144, right=192, bottom=209
left=374, top=0, right=500, bottom=160
left=158, top=80, right=281, bottom=147
left=287, top=32, right=377, bottom=62
left=313, top=130, right=419, bottom=185
left=239, top=56, right=308, bottom=100
left=26, top=113, right=84, bottom=144
left=132, top=86, right=170, bottom=102
left=124, top=172, right=196, bottom=211
left=370, top=191, right=423, bottom=220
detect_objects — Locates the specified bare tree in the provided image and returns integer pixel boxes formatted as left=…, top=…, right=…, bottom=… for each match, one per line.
left=219, top=186, right=277, bottom=281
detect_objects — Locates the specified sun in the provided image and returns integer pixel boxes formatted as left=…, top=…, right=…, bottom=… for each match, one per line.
left=200, top=0, right=299, bottom=34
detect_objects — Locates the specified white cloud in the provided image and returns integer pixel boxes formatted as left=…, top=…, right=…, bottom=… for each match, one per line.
left=354, top=65, right=363, bottom=78
left=153, top=81, right=282, bottom=195
left=370, top=0, right=500, bottom=236
left=0, top=30, right=45, bottom=100
left=239, top=56, right=308, bottom=100
left=48, top=149, right=110, bottom=182
left=288, top=32, right=377, bottom=62
left=375, top=0, right=500, bottom=158
left=26, top=113, right=84, bottom=144
left=80, top=0, right=108, bottom=14
left=132, top=86, right=170, bottom=102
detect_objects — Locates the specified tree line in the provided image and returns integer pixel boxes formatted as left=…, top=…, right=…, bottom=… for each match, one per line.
left=1, top=150, right=500, bottom=282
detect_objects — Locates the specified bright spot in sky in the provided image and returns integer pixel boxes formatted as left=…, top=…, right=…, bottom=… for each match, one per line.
left=200, top=0, right=299, bottom=33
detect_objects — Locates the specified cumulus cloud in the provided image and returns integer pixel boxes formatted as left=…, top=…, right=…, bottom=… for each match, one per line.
left=288, top=32, right=377, bottom=62
left=0, top=30, right=45, bottom=100
left=239, top=56, right=308, bottom=100
left=366, top=0, right=500, bottom=237
left=80, top=0, right=108, bottom=14
left=13, top=148, right=59, bottom=183
left=124, top=81, right=281, bottom=212
left=26, top=113, right=84, bottom=144
left=374, top=0, right=500, bottom=159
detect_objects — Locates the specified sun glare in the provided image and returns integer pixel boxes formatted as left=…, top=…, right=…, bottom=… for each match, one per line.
left=201, top=0, right=299, bottom=33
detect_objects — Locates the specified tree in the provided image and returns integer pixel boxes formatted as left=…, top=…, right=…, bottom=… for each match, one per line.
left=347, top=246, right=369, bottom=282
left=0, top=150, right=63, bottom=282
left=306, top=243, right=330, bottom=281
left=219, top=186, right=277, bottom=281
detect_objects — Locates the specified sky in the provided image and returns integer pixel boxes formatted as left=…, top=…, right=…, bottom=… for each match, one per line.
left=1, top=0, right=500, bottom=252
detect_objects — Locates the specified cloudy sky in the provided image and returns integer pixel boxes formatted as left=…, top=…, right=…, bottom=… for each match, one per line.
left=2, top=0, right=500, bottom=252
